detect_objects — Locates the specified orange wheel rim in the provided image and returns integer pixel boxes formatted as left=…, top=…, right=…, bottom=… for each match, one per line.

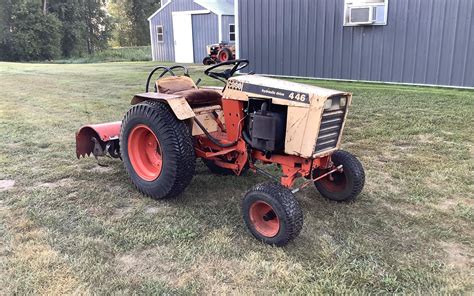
left=128, top=124, right=162, bottom=181
left=318, top=170, right=347, bottom=192
left=249, top=201, right=280, bottom=237
left=220, top=52, right=228, bottom=61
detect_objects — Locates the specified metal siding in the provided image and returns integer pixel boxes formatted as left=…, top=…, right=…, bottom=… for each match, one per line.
left=282, top=0, right=292, bottom=75
left=268, top=0, right=277, bottom=74
left=221, top=15, right=235, bottom=43
left=463, top=1, right=474, bottom=86
left=149, top=0, right=212, bottom=62
left=275, top=0, right=285, bottom=74
left=238, top=0, right=474, bottom=87
left=192, top=13, right=218, bottom=63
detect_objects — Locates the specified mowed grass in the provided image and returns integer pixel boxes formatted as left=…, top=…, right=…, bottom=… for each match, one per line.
left=0, top=61, right=473, bottom=294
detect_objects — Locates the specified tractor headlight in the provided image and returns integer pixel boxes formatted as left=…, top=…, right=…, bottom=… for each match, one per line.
left=324, top=99, right=332, bottom=110
left=340, top=97, right=347, bottom=107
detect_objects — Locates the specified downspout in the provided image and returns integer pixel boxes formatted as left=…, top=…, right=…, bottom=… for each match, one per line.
left=149, top=20, right=155, bottom=61
left=234, top=0, right=239, bottom=58
left=218, top=13, right=223, bottom=42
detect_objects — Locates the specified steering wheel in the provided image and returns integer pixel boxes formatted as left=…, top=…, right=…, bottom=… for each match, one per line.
left=204, top=59, right=249, bottom=83
left=145, top=65, right=190, bottom=92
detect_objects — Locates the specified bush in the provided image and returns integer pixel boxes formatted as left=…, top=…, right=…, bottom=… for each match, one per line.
left=53, top=46, right=152, bottom=63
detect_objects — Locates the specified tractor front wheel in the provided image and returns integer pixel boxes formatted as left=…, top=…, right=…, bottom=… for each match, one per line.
left=120, top=100, right=195, bottom=199
left=313, top=150, right=365, bottom=202
left=242, top=183, right=303, bottom=246
left=202, top=57, right=214, bottom=65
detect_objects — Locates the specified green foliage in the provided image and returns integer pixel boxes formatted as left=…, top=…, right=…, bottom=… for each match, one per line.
left=53, top=46, right=152, bottom=63
left=49, top=0, right=88, bottom=57
left=82, top=0, right=113, bottom=54
left=0, top=0, right=160, bottom=61
left=0, top=0, right=168, bottom=61
left=1, top=0, right=61, bottom=61
left=0, top=0, right=113, bottom=61
left=109, top=0, right=161, bottom=46
left=49, top=0, right=112, bottom=56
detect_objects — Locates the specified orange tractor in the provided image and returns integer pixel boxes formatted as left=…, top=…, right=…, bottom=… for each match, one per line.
left=76, top=60, right=365, bottom=246
left=202, top=43, right=235, bottom=65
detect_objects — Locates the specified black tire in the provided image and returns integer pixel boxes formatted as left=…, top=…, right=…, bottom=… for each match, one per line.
left=202, top=159, right=249, bottom=176
left=120, top=100, right=195, bottom=199
left=314, top=150, right=365, bottom=202
left=202, top=57, right=214, bottom=65
left=242, top=183, right=303, bottom=246
left=217, top=47, right=233, bottom=62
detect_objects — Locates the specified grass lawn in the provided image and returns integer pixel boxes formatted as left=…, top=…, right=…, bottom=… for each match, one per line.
left=0, top=61, right=472, bottom=294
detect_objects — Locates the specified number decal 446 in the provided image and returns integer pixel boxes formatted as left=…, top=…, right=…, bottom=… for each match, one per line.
left=289, top=92, right=307, bottom=102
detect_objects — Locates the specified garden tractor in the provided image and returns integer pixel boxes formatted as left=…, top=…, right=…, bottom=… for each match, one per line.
left=202, top=42, right=235, bottom=65
left=76, top=60, right=365, bottom=246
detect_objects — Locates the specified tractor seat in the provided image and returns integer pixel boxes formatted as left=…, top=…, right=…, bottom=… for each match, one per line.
left=173, top=89, right=222, bottom=107
left=156, top=76, right=221, bottom=107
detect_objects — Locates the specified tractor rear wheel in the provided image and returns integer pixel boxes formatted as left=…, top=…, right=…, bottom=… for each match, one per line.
left=242, top=183, right=303, bottom=246
left=313, top=150, right=365, bottom=202
left=217, top=48, right=232, bottom=62
left=120, top=100, right=195, bottom=199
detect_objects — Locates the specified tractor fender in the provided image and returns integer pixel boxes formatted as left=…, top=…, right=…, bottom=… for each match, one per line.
left=76, top=122, right=121, bottom=158
left=131, top=93, right=195, bottom=120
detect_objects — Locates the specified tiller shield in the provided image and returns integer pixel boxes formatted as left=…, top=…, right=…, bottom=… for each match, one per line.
left=76, top=122, right=122, bottom=159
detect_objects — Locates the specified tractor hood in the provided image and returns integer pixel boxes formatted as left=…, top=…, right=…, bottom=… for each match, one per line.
left=223, top=75, right=353, bottom=158
left=224, top=75, right=349, bottom=108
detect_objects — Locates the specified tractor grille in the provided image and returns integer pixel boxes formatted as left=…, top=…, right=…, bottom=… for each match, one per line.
left=314, top=109, right=345, bottom=153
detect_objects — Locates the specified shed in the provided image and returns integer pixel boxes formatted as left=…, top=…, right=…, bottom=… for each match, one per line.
left=148, top=0, right=235, bottom=63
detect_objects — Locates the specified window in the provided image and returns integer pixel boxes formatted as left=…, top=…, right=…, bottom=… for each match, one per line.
left=157, top=25, right=164, bottom=42
left=229, top=24, right=235, bottom=42
left=344, top=0, right=388, bottom=26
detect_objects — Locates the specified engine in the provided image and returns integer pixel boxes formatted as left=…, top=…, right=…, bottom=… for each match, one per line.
left=246, top=100, right=287, bottom=153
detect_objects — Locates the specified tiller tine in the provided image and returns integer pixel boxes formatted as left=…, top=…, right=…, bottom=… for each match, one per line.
left=76, top=122, right=122, bottom=160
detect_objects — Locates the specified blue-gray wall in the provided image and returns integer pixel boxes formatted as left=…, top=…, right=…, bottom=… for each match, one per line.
left=238, top=0, right=474, bottom=87
left=150, top=0, right=235, bottom=63
left=149, top=0, right=207, bottom=62
left=192, top=13, right=219, bottom=62
left=221, top=15, right=235, bottom=43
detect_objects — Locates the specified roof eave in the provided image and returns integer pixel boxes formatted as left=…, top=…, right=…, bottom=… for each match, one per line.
left=148, top=0, right=172, bottom=21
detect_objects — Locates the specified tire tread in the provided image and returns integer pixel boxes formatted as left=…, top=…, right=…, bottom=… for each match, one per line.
left=315, top=150, right=365, bottom=202
left=242, top=182, right=303, bottom=246
left=120, top=100, right=195, bottom=199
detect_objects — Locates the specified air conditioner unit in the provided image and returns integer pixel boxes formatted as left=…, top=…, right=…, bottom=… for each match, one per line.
left=349, top=6, right=375, bottom=25
left=344, top=0, right=388, bottom=26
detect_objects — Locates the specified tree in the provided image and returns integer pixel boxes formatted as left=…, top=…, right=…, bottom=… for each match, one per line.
left=49, top=0, right=87, bottom=57
left=1, top=0, right=62, bottom=61
left=0, top=0, right=13, bottom=60
left=48, top=0, right=112, bottom=56
left=109, top=0, right=161, bottom=46
left=84, top=0, right=112, bottom=54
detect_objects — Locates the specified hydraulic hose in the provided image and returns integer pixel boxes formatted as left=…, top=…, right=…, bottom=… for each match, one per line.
left=242, top=129, right=252, bottom=145
left=193, top=117, right=239, bottom=148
